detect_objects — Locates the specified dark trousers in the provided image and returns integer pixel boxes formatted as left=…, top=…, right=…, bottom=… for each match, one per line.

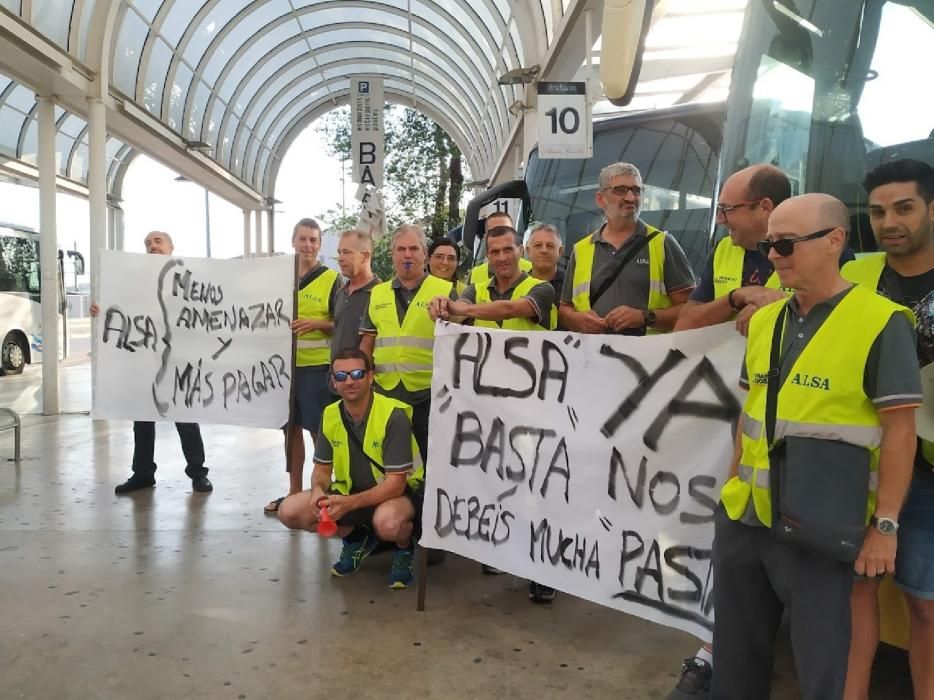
left=131, top=421, right=207, bottom=480
left=411, top=398, right=430, bottom=464
left=711, top=507, right=853, bottom=700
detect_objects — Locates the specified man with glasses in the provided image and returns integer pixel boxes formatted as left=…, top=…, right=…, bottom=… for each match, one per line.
left=469, top=211, right=533, bottom=287
left=712, top=193, right=920, bottom=700
left=675, top=165, right=792, bottom=335
left=559, top=162, right=695, bottom=335
left=842, top=159, right=934, bottom=700
left=277, top=348, right=423, bottom=589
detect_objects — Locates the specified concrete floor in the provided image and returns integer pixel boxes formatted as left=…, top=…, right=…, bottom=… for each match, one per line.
left=0, top=361, right=914, bottom=699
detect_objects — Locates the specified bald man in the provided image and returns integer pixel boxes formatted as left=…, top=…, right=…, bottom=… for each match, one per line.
left=711, top=194, right=920, bottom=699
left=91, top=231, right=212, bottom=495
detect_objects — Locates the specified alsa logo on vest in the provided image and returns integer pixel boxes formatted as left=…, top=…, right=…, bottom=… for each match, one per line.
left=790, top=373, right=830, bottom=390
left=713, top=275, right=738, bottom=285
left=373, top=301, right=393, bottom=311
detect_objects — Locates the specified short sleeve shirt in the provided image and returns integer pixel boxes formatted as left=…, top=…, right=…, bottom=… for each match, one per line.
left=314, top=400, right=413, bottom=493
left=560, top=221, right=696, bottom=319
left=331, top=277, right=379, bottom=362
left=460, top=271, right=556, bottom=327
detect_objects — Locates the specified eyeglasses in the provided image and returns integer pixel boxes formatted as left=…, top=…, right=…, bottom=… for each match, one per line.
left=332, top=368, right=368, bottom=382
left=430, top=253, right=458, bottom=263
left=716, top=200, right=762, bottom=219
left=757, top=228, right=836, bottom=257
left=603, top=184, right=642, bottom=197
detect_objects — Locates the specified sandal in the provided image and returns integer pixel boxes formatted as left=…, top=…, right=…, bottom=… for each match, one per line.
left=264, top=496, right=286, bottom=513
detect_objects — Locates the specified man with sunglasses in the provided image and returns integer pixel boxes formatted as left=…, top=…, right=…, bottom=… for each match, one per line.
left=712, top=193, right=920, bottom=700
left=559, top=162, right=695, bottom=335
left=277, top=348, right=423, bottom=589
left=841, top=159, right=934, bottom=700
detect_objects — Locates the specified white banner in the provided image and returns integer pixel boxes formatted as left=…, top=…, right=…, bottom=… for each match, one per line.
left=350, top=77, right=384, bottom=188
left=92, top=251, right=295, bottom=428
left=421, top=322, right=746, bottom=641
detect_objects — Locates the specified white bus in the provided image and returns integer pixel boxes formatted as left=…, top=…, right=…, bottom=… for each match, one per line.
left=0, top=223, right=82, bottom=375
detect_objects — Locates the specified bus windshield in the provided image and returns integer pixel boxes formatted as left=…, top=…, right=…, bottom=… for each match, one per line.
left=721, top=0, right=934, bottom=251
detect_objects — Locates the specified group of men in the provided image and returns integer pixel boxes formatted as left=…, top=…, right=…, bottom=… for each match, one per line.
left=100, top=155, right=933, bottom=699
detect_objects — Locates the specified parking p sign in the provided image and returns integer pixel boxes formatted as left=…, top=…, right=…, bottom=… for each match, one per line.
left=536, top=81, right=592, bottom=159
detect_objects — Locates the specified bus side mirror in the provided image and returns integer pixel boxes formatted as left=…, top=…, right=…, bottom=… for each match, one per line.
left=67, top=250, right=85, bottom=276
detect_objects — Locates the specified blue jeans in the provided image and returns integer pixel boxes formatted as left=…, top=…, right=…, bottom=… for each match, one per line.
left=895, top=469, right=934, bottom=600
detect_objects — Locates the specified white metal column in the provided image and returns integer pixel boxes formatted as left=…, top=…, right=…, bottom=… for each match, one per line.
left=37, top=96, right=60, bottom=415
left=254, top=210, right=263, bottom=256
left=266, top=208, right=274, bottom=254
left=242, top=209, right=251, bottom=257
left=114, top=206, right=125, bottom=251
left=87, top=97, right=107, bottom=414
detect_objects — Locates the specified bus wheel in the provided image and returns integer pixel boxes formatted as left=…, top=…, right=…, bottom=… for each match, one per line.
left=1, top=333, right=26, bottom=375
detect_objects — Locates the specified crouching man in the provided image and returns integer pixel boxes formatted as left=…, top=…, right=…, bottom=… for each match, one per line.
left=278, top=348, right=423, bottom=589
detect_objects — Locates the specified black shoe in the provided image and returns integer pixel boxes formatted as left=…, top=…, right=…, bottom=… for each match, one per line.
left=528, top=581, right=556, bottom=603
left=191, top=475, right=213, bottom=493
left=666, top=657, right=712, bottom=699
left=114, top=476, right=155, bottom=495
left=481, top=564, right=504, bottom=575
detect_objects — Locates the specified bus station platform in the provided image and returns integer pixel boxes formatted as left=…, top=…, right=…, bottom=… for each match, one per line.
left=0, top=360, right=913, bottom=699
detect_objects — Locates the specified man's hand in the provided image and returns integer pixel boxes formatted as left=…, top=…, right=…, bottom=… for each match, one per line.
left=89, top=302, right=100, bottom=317
left=732, top=286, right=787, bottom=310
left=734, top=304, right=757, bottom=337
left=290, top=319, right=322, bottom=334
left=320, top=493, right=357, bottom=521
left=604, top=305, right=645, bottom=332
left=428, top=296, right=450, bottom=321
left=577, top=309, right=608, bottom=333
left=853, top=528, right=897, bottom=577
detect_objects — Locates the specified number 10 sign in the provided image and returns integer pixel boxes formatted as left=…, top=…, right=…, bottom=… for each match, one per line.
left=536, top=81, right=592, bottom=159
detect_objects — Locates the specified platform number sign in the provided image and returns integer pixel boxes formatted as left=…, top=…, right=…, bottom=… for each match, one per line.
left=536, top=82, right=592, bottom=159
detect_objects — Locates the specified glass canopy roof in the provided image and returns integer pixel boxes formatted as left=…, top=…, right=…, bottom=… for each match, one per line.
left=1, top=0, right=566, bottom=200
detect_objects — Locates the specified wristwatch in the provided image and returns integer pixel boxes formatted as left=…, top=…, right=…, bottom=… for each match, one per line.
left=870, top=515, right=899, bottom=535
left=643, top=309, right=656, bottom=328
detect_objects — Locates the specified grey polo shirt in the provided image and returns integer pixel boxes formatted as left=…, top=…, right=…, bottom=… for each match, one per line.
left=331, top=276, right=379, bottom=362
left=314, top=396, right=413, bottom=493
left=560, top=220, right=696, bottom=319
left=460, top=271, right=555, bottom=328
left=359, top=275, right=457, bottom=406
left=737, top=286, right=922, bottom=525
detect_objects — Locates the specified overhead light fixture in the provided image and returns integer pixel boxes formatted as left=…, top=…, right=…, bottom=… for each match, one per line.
left=465, top=178, right=490, bottom=188
left=507, top=100, right=532, bottom=117
left=772, top=1, right=823, bottom=37
left=498, top=65, right=540, bottom=85
left=182, top=138, right=213, bottom=153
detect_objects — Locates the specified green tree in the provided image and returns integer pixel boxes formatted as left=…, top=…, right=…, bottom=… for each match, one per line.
left=315, top=105, right=467, bottom=239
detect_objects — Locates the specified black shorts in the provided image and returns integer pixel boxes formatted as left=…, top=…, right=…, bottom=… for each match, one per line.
left=330, top=486, right=424, bottom=534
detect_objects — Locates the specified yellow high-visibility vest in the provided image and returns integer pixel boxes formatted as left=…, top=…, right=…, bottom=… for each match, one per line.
left=721, top=285, right=913, bottom=526
left=569, top=224, right=671, bottom=334
left=711, top=236, right=782, bottom=299
left=296, top=266, right=339, bottom=367
left=474, top=273, right=557, bottom=331
left=321, top=393, right=424, bottom=495
left=367, top=275, right=452, bottom=393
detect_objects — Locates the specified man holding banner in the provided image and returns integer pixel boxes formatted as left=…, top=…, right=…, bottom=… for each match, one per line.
left=265, top=219, right=338, bottom=513
left=712, top=194, right=920, bottom=700
left=558, top=162, right=695, bottom=335
left=90, top=231, right=212, bottom=495
left=277, top=348, right=422, bottom=589
left=359, top=224, right=454, bottom=462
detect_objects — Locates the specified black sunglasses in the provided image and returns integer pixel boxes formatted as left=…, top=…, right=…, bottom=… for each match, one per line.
left=332, top=368, right=368, bottom=382
left=757, top=228, right=836, bottom=257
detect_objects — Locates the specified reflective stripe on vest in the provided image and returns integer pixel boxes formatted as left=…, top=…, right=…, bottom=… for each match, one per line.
left=720, top=285, right=913, bottom=527
left=367, top=275, right=452, bottom=393
left=321, top=393, right=424, bottom=495
left=711, top=236, right=782, bottom=299
left=570, top=224, right=672, bottom=334
left=296, top=266, right=338, bottom=367
left=471, top=258, right=532, bottom=287
left=474, top=273, right=556, bottom=331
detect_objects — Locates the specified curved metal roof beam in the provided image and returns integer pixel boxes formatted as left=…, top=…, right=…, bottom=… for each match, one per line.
left=263, top=87, right=480, bottom=197
left=231, top=54, right=492, bottom=178
left=256, top=75, right=485, bottom=186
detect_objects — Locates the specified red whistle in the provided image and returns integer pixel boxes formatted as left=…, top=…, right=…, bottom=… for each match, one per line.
left=315, top=496, right=338, bottom=537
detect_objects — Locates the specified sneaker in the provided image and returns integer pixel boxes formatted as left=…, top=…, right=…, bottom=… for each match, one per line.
left=330, top=530, right=379, bottom=577
left=666, top=657, right=712, bottom=699
left=388, top=546, right=414, bottom=589
left=191, top=475, right=213, bottom=493
left=528, top=581, right=556, bottom=603
left=114, top=475, right=155, bottom=495
left=481, top=564, right=504, bottom=575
